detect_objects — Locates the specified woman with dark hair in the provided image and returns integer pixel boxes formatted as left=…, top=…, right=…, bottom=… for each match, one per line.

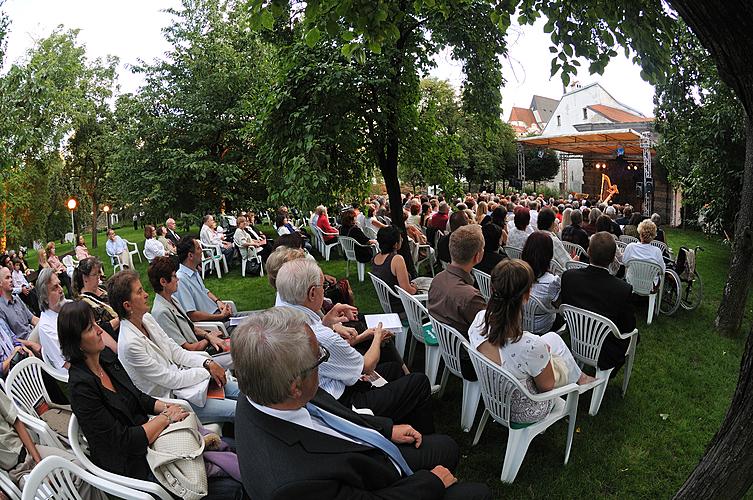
left=507, top=206, right=532, bottom=249
left=467, top=260, right=593, bottom=423
left=72, top=257, right=120, bottom=344
left=622, top=212, right=644, bottom=239
left=474, top=223, right=507, bottom=274
left=521, top=232, right=561, bottom=333
left=275, top=213, right=312, bottom=251
left=339, top=209, right=376, bottom=263
left=418, top=202, right=432, bottom=227
left=371, top=226, right=417, bottom=312
left=75, top=235, right=91, bottom=261
left=62, top=301, right=245, bottom=498
left=595, top=215, right=616, bottom=236
left=143, top=225, right=166, bottom=263
left=44, top=242, right=73, bottom=297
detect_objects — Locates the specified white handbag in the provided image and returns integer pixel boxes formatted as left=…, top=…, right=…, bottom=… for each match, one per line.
left=146, top=411, right=208, bottom=500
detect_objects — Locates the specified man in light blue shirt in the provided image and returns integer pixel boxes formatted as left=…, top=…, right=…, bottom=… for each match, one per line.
left=105, top=229, right=134, bottom=268
left=174, top=236, right=249, bottom=326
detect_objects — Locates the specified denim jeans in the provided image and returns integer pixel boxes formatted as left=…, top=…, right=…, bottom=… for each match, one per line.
left=191, top=380, right=240, bottom=424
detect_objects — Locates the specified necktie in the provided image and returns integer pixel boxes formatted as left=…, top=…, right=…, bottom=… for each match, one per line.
left=306, top=403, right=413, bottom=476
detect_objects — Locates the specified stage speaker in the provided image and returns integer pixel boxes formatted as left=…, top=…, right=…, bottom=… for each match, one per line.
left=635, top=182, right=643, bottom=197
left=645, top=178, right=654, bottom=194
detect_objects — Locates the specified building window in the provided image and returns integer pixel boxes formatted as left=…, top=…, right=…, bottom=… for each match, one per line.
left=583, top=108, right=588, bottom=119
left=557, top=115, right=561, bottom=127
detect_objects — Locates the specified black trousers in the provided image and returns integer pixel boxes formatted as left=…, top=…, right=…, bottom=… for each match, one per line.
left=399, top=434, right=491, bottom=500
left=339, top=361, right=434, bottom=434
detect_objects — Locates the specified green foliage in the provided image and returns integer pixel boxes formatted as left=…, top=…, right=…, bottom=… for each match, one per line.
left=654, top=25, right=746, bottom=235
left=456, top=118, right=517, bottom=190
left=524, top=147, right=560, bottom=183
left=110, top=0, right=274, bottom=218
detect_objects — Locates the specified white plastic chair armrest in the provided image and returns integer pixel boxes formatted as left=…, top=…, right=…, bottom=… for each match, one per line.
left=195, top=321, right=228, bottom=336
left=526, top=382, right=581, bottom=402
left=157, top=397, right=191, bottom=411
left=614, top=328, right=639, bottom=340
left=223, top=300, right=237, bottom=314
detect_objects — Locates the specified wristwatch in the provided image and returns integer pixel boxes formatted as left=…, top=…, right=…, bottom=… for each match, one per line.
left=203, top=358, right=213, bottom=370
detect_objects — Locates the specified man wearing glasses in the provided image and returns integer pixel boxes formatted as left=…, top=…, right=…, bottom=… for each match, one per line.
left=233, top=307, right=491, bottom=500
left=276, top=258, right=435, bottom=434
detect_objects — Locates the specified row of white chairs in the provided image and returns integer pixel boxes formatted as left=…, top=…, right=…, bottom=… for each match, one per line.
left=368, top=271, right=639, bottom=483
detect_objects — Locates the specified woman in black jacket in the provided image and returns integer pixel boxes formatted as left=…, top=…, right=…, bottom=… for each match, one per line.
left=339, top=209, right=376, bottom=263
left=60, top=301, right=244, bottom=499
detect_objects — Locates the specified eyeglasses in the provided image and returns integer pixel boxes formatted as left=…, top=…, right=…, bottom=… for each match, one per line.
left=300, top=344, right=329, bottom=377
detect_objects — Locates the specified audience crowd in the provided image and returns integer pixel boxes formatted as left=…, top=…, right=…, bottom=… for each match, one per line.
left=0, top=190, right=667, bottom=498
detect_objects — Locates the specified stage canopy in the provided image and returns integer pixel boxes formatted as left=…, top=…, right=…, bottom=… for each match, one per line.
left=517, top=128, right=655, bottom=156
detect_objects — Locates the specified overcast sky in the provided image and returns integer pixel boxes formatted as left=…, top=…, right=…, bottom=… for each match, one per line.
left=3, top=0, right=656, bottom=118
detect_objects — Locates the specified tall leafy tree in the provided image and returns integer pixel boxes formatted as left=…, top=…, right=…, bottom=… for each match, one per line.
left=524, top=147, right=560, bottom=192
left=112, top=0, right=274, bottom=218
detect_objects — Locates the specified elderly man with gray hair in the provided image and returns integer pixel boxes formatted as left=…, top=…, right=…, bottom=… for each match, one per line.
left=233, top=307, right=492, bottom=500
left=276, top=258, right=435, bottom=433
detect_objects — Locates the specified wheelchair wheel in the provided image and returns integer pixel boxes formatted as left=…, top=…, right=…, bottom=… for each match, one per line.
left=680, top=270, right=704, bottom=310
left=660, top=270, right=681, bottom=316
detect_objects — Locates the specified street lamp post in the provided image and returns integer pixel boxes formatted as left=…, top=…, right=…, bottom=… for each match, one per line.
left=103, top=205, right=111, bottom=231
left=67, top=198, right=77, bottom=241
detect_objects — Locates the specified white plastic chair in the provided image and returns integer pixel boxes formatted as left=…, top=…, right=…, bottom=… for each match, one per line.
left=234, top=242, right=264, bottom=277
left=362, top=225, right=378, bottom=241
left=428, top=317, right=481, bottom=432
left=22, top=455, right=153, bottom=500
left=312, top=226, right=340, bottom=261
left=339, top=236, right=375, bottom=282
left=562, top=241, right=586, bottom=259
left=471, top=268, right=491, bottom=302
left=68, top=415, right=173, bottom=499
left=5, top=357, right=70, bottom=449
left=650, top=239, right=672, bottom=259
left=467, top=347, right=581, bottom=483
left=523, top=295, right=558, bottom=335
left=200, top=241, right=223, bottom=279
left=619, top=235, right=639, bottom=244
left=122, top=239, right=142, bottom=264
left=549, top=259, right=565, bottom=276
left=396, top=286, right=441, bottom=385
left=615, top=240, right=628, bottom=253
left=368, top=272, right=410, bottom=356
left=408, top=239, right=435, bottom=277
left=503, top=246, right=522, bottom=260
left=565, top=260, right=588, bottom=271
left=560, top=304, right=638, bottom=416
left=624, top=259, right=664, bottom=325
left=108, top=254, right=124, bottom=274
left=0, top=378, right=21, bottom=500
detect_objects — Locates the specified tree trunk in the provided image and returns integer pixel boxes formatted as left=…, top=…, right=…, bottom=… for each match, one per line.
left=667, top=1, right=753, bottom=497
left=669, top=0, right=753, bottom=337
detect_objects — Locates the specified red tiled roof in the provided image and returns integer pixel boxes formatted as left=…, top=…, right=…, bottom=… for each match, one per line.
left=508, top=107, right=537, bottom=126
left=588, top=104, right=653, bottom=123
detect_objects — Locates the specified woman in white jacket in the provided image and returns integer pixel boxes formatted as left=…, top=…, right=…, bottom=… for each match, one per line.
left=109, top=269, right=239, bottom=424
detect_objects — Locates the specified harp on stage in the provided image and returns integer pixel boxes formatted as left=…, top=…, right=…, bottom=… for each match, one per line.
left=599, top=174, right=619, bottom=203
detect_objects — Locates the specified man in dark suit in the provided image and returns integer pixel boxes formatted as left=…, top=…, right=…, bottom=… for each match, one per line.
left=233, top=307, right=492, bottom=500
left=165, top=217, right=181, bottom=245
left=560, top=232, right=637, bottom=371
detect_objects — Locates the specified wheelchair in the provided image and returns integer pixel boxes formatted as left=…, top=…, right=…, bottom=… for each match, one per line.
left=659, top=246, right=704, bottom=315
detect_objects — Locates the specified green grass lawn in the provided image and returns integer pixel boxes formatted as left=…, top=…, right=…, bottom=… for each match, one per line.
left=55, top=225, right=747, bottom=498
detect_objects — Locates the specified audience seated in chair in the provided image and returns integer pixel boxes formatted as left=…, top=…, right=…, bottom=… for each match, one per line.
left=0, top=318, right=42, bottom=378
left=142, top=225, right=166, bottom=263
left=75, top=235, right=91, bottom=261
left=277, top=258, right=435, bottom=433
left=428, top=224, right=486, bottom=381
left=468, top=260, right=594, bottom=423
left=537, top=207, right=573, bottom=269
left=622, top=219, right=666, bottom=273
left=105, top=229, right=134, bottom=269
left=43, top=242, right=73, bottom=298
left=72, top=257, right=120, bottom=346
left=560, top=232, right=637, bottom=373
left=60, top=300, right=244, bottom=498
left=109, top=270, right=240, bottom=424
left=339, top=209, right=376, bottom=264
left=561, top=209, right=590, bottom=252
left=506, top=206, right=533, bottom=250
left=437, top=211, right=468, bottom=265
left=316, top=206, right=339, bottom=243
left=200, top=214, right=235, bottom=266
left=521, top=231, right=562, bottom=334
left=155, top=225, right=177, bottom=255
left=372, top=226, right=420, bottom=313
left=164, top=217, right=181, bottom=245
left=149, top=256, right=232, bottom=370
left=0, top=267, right=39, bottom=341
left=474, top=222, right=507, bottom=274
left=233, top=307, right=492, bottom=500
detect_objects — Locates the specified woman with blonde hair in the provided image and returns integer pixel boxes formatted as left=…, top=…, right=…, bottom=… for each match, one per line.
left=468, top=259, right=593, bottom=423
left=475, top=201, right=488, bottom=224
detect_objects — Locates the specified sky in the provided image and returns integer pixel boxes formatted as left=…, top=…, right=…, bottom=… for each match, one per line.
left=3, top=1, right=656, bottom=118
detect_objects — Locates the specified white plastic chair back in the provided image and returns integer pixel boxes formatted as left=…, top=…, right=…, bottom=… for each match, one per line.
left=503, top=246, right=522, bottom=260
left=396, top=286, right=429, bottom=346
left=615, top=240, right=628, bottom=252
left=650, top=239, right=669, bottom=256
left=619, top=235, right=639, bottom=244
left=428, top=317, right=466, bottom=379
left=368, top=272, right=398, bottom=314
left=548, top=259, right=564, bottom=276
left=363, top=226, right=378, bottom=240
left=123, top=239, right=142, bottom=263
left=5, top=357, right=69, bottom=449
left=68, top=415, right=172, bottom=499
left=523, top=295, right=555, bottom=334
left=625, top=259, right=662, bottom=296
left=565, top=260, right=587, bottom=271
left=340, top=236, right=358, bottom=262
left=559, top=305, right=616, bottom=368
left=61, top=255, right=76, bottom=269
left=0, top=468, right=20, bottom=500
left=22, top=456, right=152, bottom=500
left=561, top=241, right=586, bottom=259
left=471, top=268, right=491, bottom=302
